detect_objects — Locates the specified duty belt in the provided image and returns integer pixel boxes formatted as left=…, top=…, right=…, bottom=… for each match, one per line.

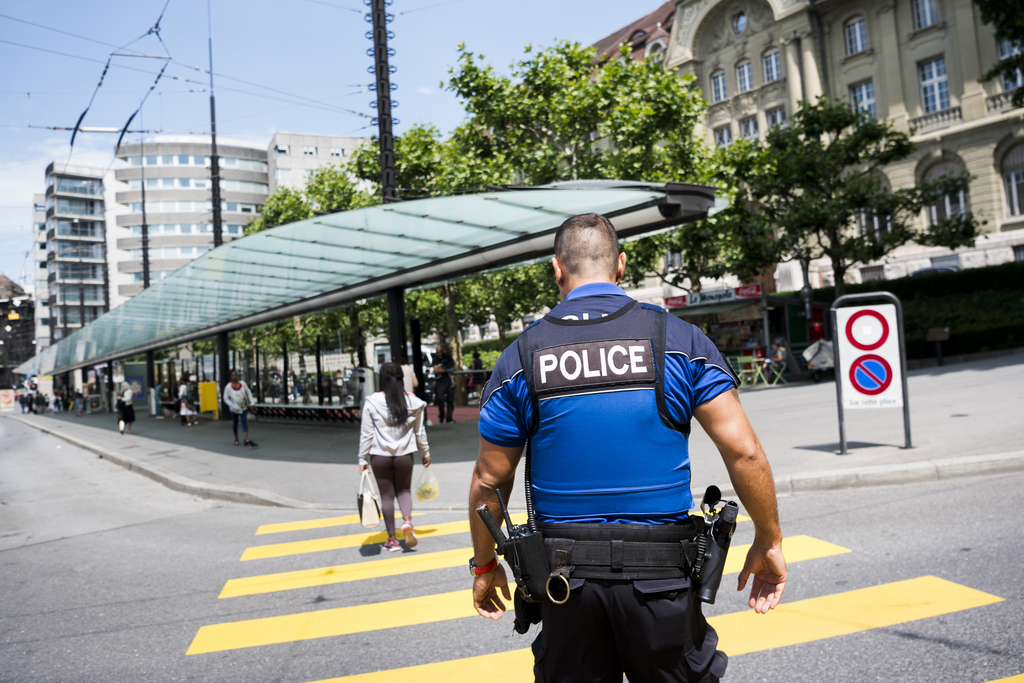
left=540, top=521, right=700, bottom=584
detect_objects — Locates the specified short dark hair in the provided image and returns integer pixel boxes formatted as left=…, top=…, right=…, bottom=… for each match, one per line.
left=553, top=213, right=619, bottom=278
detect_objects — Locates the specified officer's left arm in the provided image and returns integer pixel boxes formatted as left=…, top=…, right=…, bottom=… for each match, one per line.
left=468, top=437, right=523, bottom=620
left=693, top=388, right=786, bottom=614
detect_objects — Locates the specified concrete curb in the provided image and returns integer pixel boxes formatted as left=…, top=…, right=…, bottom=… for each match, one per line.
left=5, top=415, right=323, bottom=509
left=772, top=450, right=1024, bottom=495
left=9, top=414, right=1024, bottom=508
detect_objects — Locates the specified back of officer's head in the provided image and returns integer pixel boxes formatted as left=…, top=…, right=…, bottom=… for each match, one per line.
left=554, top=213, right=620, bottom=279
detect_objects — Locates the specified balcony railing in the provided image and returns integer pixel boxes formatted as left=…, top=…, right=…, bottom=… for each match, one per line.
left=986, top=89, right=1020, bottom=113
left=909, top=106, right=962, bottom=134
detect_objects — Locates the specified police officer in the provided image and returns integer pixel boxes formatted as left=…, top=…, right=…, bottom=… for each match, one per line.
left=468, top=213, right=787, bottom=682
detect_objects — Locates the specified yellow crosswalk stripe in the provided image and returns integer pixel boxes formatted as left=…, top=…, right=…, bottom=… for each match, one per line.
left=186, top=589, right=475, bottom=655
left=241, top=511, right=748, bottom=561
left=256, top=513, right=425, bottom=536
left=984, top=676, right=1024, bottom=683
left=239, top=514, right=527, bottom=561
left=188, top=574, right=999, bottom=657
left=221, top=534, right=842, bottom=599
left=219, top=548, right=472, bottom=598
left=307, top=649, right=533, bottom=683
left=291, top=576, right=1002, bottom=681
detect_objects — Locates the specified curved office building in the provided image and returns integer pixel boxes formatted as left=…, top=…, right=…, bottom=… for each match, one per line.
left=114, top=136, right=269, bottom=299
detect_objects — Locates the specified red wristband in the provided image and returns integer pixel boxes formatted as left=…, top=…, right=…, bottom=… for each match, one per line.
left=470, top=556, right=499, bottom=576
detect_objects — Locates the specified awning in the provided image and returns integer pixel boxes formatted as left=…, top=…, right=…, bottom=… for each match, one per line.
left=44, top=182, right=715, bottom=375
left=670, top=300, right=760, bottom=318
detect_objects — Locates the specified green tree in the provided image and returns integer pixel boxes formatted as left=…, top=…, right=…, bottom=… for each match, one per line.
left=446, top=41, right=706, bottom=184
left=976, top=0, right=1024, bottom=107
left=722, top=97, right=982, bottom=298
left=464, top=263, right=561, bottom=349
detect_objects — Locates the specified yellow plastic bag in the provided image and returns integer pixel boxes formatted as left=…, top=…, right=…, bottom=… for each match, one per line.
left=415, top=466, right=440, bottom=502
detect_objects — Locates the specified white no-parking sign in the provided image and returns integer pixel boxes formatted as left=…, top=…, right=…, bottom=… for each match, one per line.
left=835, top=304, right=903, bottom=409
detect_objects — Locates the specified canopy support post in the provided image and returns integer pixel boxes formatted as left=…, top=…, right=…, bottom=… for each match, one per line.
left=145, top=350, right=155, bottom=417
left=316, top=335, right=324, bottom=406
left=410, top=317, right=425, bottom=401
left=282, top=339, right=289, bottom=405
left=217, top=331, right=229, bottom=419
left=387, top=287, right=407, bottom=366
left=105, top=362, right=114, bottom=413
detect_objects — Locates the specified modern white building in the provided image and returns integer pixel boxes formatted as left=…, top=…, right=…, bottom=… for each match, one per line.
left=267, top=132, right=366, bottom=194
left=113, top=136, right=269, bottom=300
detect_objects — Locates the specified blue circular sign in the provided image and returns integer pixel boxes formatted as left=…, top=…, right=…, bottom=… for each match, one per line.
left=849, top=354, right=892, bottom=395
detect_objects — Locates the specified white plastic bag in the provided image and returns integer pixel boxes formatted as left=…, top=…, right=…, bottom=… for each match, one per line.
left=358, top=469, right=382, bottom=528
left=415, top=466, right=440, bottom=502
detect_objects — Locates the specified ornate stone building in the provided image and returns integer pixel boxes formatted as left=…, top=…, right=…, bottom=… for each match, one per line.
left=665, top=0, right=1024, bottom=288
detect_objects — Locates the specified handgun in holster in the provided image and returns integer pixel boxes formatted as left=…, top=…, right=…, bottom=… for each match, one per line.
left=691, top=485, right=739, bottom=604
left=476, top=489, right=550, bottom=603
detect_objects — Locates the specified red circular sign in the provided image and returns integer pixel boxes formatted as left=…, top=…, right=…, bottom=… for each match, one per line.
left=845, top=310, right=890, bottom=351
left=848, top=354, right=893, bottom=395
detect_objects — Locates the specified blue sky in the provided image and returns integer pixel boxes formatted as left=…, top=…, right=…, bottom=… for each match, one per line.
left=0, top=0, right=662, bottom=291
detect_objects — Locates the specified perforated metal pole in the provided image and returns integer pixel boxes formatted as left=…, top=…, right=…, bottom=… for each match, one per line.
left=369, top=0, right=397, bottom=203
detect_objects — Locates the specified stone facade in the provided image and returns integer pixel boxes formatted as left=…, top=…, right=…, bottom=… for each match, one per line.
left=666, top=0, right=1024, bottom=288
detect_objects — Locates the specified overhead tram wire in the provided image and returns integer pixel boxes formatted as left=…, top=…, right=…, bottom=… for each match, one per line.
left=0, top=39, right=372, bottom=121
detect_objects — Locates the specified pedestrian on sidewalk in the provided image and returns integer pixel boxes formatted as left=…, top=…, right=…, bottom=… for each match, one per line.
left=117, top=382, right=135, bottom=435
left=179, top=373, right=198, bottom=426
left=358, top=362, right=431, bottom=553
left=394, top=353, right=419, bottom=397
left=74, top=389, right=84, bottom=417
left=223, top=370, right=257, bottom=448
left=52, top=393, right=61, bottom=414
left=432, top=344, right=456, bottom=424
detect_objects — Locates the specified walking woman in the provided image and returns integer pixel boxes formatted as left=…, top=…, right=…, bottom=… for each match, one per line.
left=179, top=373, right=198, bottom=427
left=117, top=382, right=135, bottom=435
left=357, top=362, right=431, bottom=552
left=223, top=370, right=258, bottom=447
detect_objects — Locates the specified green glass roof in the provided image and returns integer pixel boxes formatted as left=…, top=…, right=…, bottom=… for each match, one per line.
left=41, top=185, right=713, bottom=374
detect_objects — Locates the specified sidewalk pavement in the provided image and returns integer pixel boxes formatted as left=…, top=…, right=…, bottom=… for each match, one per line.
left=7, top=353, right=1023, bottom=511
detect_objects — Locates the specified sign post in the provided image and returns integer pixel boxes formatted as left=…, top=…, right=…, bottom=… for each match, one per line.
left=831, top=292, right=911, bottom=454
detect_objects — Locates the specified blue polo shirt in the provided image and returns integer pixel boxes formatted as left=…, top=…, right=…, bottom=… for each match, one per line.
left=478, top=283, right=737, bottom=524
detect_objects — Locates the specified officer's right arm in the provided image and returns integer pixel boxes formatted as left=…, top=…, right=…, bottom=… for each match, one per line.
left=469, top=437, right=522, bottom=620
left=693, top=388, right=787, bottom=615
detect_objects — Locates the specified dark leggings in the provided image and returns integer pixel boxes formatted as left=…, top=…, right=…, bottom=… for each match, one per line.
left=370, top=454, right=414, bottom=537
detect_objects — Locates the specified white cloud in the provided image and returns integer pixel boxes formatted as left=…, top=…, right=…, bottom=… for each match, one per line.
left=417, top=87, right=435, bottom=95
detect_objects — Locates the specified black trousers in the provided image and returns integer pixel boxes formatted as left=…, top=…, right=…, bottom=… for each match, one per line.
left=434, top=383, right=454, bottom=422
left=532, top=579, right=727, bottom=683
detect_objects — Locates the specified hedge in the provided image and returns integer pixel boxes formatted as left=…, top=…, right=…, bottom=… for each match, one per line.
left=780, top=261, right=1024, bottom=359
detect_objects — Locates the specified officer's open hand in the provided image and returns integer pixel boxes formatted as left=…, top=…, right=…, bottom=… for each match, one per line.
left=473, top=562, right=511, bottom=620
left=737, top=538, right=787, bottom=614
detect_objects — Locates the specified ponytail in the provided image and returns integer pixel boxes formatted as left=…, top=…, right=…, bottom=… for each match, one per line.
left=379, top=362, right=408, bottom=424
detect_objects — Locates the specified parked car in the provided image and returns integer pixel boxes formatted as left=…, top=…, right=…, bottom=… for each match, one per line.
left=908, top=265, right=959, bottom=277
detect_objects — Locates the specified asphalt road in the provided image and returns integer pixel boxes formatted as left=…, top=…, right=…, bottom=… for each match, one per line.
left=1, top=416, right=1021, bottom=683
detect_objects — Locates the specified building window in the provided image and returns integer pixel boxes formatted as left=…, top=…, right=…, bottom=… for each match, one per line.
left=845, top=18, right=868, bottom=55
left=739, top=117, right=759, bottom=140
left=919, top=57, right=950, bottom=113
left=303, top=146, right=317, bottom=156
left=767, top=106, right=786, bottom=128
left=1002, top=143, right=1024, bottom=216
left=711, top=71, right=727, bottom=102
left=858, top=211, right=892, bottom=237
left=913, top=0, right=939, bottom=30
left=736, top=61, right=753, bottom=93
left=860, top=265, right=885, bottom=282
left=925, top=161, right=969, bottom=226
left=734, top=13, right=747, bottom=35
left=276, top=168, right=291, bottom=181
left=275, top=145, right=289, bottom=156
left=330, top=148, right=344, bottom=158
left=714, top=126, right=732, bottom=148
left=850, top=81, right=877, bottom=118
left=763, top=50, right=781, bottom=83
left=998, top=40, right=1023, bottom=91
left=1013, top=245, right=1024, bottom=262
left=931, top=254, right=960, bottom=268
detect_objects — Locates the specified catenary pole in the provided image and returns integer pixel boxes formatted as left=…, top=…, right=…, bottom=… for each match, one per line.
left=369, top=0, right=397, bottom=203
left=207, top=0, right=223, bottom=247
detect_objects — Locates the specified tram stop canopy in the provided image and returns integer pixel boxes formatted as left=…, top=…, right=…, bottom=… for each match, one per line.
left=41, top=181, right=717, bottom=375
